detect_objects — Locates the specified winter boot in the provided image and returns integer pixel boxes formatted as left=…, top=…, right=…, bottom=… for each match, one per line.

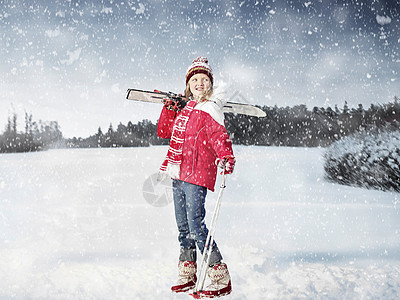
left=171, top=261, right=197, bottom=293
left=199, top=263, right=232, bottom=298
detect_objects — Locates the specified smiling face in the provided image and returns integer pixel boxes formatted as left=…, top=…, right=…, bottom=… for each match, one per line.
left=188, top=73, right=212, bottom=100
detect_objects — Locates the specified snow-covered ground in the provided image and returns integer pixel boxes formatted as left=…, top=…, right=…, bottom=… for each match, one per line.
left=0, top=146, right=399, bottom=299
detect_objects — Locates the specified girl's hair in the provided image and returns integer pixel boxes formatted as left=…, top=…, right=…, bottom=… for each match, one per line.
left=184, top=83, right=214, bottom=101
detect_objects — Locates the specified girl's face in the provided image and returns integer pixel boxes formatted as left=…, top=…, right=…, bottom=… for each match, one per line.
left=188, top=73, right=211, bottom=100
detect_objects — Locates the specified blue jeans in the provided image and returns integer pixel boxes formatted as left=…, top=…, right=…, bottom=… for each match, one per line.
left=172, top=179, right=222, bottom=265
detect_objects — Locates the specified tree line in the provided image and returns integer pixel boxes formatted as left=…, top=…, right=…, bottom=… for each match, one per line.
left=66, top=120, right=168, bottom=148
left=1, top=97, right=399, bottom=153
left=225, top=97, right=400, bottom=147
left=0, top=112, right=64, bottom=153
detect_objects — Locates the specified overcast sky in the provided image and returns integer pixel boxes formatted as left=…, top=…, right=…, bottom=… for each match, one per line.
left=1, top=0, right=399, bottom=138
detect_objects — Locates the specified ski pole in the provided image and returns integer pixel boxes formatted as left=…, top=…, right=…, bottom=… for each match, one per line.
left=194, top=165, right=227, bottom=294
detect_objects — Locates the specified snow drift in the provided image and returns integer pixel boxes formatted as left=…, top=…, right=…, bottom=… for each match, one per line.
left=324, top=125, right=400, bottom=192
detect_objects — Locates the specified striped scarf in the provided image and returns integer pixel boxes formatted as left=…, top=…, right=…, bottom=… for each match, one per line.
left=160, top=100, right=198, bottom=179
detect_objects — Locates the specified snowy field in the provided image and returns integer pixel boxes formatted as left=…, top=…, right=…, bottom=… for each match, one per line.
left=0, top=146, right=399, bottom=299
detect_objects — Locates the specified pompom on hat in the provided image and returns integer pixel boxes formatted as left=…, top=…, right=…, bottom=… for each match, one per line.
left=185, top=57, right=213, bottom=85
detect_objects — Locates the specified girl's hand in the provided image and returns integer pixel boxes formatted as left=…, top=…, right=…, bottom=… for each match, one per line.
left=163, top=97, right=179, bottom=111
left=162, top=96, right=186, bottom=111
left=218, top=155, right=235, bottom=174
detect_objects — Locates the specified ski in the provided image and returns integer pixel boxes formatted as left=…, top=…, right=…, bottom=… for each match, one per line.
left=126, top=88, right=266, bottom=117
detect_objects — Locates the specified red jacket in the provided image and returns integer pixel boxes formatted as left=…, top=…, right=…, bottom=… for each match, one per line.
left=157, top=104, right=234, bottom=192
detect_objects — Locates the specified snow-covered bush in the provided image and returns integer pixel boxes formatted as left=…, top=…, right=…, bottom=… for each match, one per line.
left=324, top=124, right=400, bottom=192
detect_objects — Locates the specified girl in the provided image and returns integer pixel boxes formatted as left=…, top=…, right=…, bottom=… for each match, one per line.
left=157, top=57, right=235, bottom=298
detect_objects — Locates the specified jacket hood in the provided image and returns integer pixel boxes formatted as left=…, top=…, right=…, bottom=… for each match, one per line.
left=210, top=81, right=228, bottom=108
left=194, top=82, right=228, bottom=127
